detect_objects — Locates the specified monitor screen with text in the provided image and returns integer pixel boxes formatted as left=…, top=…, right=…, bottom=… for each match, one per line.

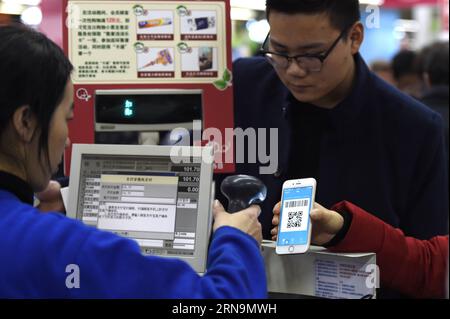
left=68, top=144, right=214, bottom=273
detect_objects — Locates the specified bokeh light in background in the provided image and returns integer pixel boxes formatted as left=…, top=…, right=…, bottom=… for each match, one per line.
left=0, top=0, right=42, bottom=27
left=246, top=19, right=269, bottom=44
left=20, top=5, right=42, bottom=25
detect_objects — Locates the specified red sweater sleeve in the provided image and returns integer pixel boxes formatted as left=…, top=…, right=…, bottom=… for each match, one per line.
left=329, top=201, right=448, bottom=299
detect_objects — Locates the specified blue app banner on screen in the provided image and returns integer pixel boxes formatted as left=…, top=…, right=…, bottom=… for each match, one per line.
left=277, top=186, right=313, bottom=246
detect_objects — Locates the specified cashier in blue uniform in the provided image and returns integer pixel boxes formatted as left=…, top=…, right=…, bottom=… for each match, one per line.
left=0, top=25, right=266, bottom=298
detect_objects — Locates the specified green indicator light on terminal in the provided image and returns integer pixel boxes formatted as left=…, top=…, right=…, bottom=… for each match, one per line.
left=124, top=100, right=134, bottom=117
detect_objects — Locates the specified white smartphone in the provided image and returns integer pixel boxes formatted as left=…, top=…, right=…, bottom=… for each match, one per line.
left=276, top=178, right=316, bottom=255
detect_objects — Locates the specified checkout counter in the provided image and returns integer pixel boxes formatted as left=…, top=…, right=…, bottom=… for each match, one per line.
left=61, top=0, right=379, bottom=300
left=262, top=241, right=377, bottom=299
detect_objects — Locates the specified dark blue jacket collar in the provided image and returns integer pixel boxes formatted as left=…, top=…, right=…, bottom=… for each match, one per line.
left=0, top=171, right=34, bottom=205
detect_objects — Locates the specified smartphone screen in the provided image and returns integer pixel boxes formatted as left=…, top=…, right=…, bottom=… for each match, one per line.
left=277, top=186, right=314, bottom=247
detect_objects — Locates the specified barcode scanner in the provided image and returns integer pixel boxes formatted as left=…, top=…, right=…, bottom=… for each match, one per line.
left=220, top=175, right=267, bottom=213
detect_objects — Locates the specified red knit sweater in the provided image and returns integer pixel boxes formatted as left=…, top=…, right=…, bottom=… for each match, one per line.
left=330, top=201, right=448, bottom=299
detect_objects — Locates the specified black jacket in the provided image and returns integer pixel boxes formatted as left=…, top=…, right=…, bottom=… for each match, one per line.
left=215, top=54, right=449, bottom=241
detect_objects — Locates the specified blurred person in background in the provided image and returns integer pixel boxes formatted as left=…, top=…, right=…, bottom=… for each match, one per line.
left=392, top=50, right=424, bottom=99
left=420, top=42, right=449, bottom=163
left=370, top=60, right=395, bottom=86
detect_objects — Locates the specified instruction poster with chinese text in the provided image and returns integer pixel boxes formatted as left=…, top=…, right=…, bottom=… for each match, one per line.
left=68, top=1, right=227, bottom=83
left=64, top=0, right=235, bottom=174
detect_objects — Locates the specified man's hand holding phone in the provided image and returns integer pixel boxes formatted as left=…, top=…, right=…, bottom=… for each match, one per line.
left=275, top=178, right=317, bottom=254
left=272, top=202, right=344, bottom=246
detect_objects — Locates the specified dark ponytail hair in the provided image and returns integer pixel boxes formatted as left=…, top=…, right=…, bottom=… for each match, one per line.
left=0, top=24, right=73, bottom=167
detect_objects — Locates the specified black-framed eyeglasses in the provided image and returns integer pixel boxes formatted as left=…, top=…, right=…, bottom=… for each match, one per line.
left=260, top=29, right=347, bottom=73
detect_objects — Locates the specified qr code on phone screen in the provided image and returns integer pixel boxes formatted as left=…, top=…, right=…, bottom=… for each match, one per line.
left=287, top=211, right=303, bottom=228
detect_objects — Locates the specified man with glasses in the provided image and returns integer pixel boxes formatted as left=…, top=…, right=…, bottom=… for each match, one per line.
left=260, top=28, right=347, bottom=75
left=216, top=0, right=448, bottom=253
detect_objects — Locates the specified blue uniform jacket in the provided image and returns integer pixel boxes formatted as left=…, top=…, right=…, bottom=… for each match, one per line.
left=0, top=190, right=267, bottom=298
left=216, top=54, right=448, bottom=240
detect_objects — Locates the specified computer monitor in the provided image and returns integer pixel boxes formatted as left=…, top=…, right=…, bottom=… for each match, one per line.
left=67, top=144, right=214, bottom=274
